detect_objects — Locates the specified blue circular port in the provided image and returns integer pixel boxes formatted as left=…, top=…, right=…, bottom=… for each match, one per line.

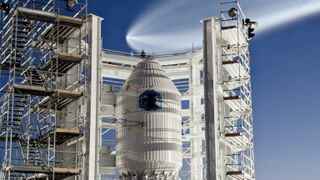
left=139, top=90, right=162, bottom=111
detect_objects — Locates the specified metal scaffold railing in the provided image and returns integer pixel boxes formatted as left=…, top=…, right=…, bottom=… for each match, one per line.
left=0, top=0, right=87, bottom=179
left=219, top=0, right=255, bottom=179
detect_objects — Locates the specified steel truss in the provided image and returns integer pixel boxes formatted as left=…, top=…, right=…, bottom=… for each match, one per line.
left=0, top=0, right=87, bottom=179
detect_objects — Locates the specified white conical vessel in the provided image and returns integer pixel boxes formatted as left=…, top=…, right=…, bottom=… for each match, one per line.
left=116, top=57, right=182, bottom=179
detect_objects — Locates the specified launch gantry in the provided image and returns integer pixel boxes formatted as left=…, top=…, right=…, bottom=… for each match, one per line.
left=0, top=0, right=255, bottom=180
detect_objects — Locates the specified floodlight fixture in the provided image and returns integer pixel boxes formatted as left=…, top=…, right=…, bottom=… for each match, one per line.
left=0, top=2, right=9, bottom=14
left=66, top=0, right=78, bottom=11
left=228, top=7, right=238, bottom=18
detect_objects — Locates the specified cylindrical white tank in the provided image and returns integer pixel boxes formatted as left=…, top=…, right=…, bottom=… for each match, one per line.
left=116, top=58, right=182, bottom=179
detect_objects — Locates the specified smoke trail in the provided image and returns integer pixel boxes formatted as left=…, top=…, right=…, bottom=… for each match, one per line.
left=127, top=0, right=320, bottom=52
left=245, top=0, right=320, bottom=32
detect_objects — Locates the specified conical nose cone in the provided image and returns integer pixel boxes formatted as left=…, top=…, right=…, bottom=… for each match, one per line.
left=120, top=59, right=178, bottom=93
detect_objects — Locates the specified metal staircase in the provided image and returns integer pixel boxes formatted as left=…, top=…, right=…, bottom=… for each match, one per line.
left=0, top=0, right=87, bottom=179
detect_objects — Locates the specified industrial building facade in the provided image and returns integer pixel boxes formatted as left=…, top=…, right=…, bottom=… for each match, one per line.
left=0, top=0, right=255, bottom=179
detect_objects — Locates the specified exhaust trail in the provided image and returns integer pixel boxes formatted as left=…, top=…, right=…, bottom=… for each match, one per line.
left=126, top=0, right=320, bottom=52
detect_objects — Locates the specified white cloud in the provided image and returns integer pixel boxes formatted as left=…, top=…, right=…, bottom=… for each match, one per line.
left=126, top=0, right=320, bottom=52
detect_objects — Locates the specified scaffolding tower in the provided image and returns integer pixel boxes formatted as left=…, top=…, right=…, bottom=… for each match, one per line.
left=0, top=0, right=87, bottom=179
left=204, top=0, right=255, bottom=180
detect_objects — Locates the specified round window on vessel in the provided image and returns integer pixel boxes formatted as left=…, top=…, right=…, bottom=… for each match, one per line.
left=138, top=90, right=162, bottom=111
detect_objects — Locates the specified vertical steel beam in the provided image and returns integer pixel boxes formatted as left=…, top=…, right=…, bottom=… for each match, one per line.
left=203, top=18, right=221, bottom=180
left=189, top=54, right=204, bottom=180
left=85, top=14, right=103, bottom=180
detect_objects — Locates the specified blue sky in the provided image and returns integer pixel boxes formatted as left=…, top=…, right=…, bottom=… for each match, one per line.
left=89, top=1, right=320, bottom=179
left=251, top=15, right=320, bottom=179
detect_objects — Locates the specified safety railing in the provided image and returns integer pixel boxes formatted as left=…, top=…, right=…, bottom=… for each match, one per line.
left=226, top=152, right=254, bottom=176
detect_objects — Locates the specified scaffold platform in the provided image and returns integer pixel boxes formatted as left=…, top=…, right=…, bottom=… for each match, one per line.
left=15, top=7, right=83, bottom=27
left=39, top=128, right=82, bottom=145
left=6, top=166, right=80, bottom=180
left=10, top=84, right=82, bottom=98
left=41, top=52, right=83, bottom=74
left=226, top=170, right=253, bottom=180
